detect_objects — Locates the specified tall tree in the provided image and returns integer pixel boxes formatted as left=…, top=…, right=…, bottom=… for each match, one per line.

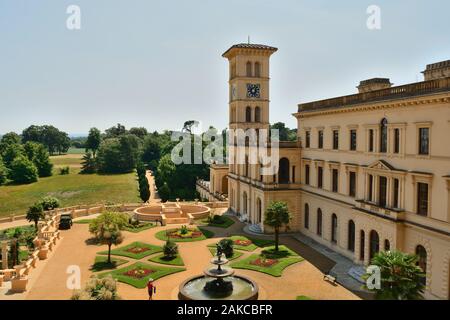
left=363, top=250, right=426, bottom=300
left=89, top=212, right=128, bottom=264
left=129, top=127, right=148, bottom=140
left=182, top=120, right=199, bottom=133
left=85, top=128, right=101, bottom=158
left=105, top=123, right=127, bottom=138
left=264, top=201, right=291, bottom=251
left=8, top=155, right=39, bottom=184
left=0, top=132, right=21, bottom=154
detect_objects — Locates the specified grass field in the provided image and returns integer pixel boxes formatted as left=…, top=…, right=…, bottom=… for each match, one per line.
left=0, top=151, right=140, bottom=217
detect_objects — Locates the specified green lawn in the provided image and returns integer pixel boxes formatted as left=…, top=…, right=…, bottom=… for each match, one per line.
left=148, top=253, right=185, bottom=266
left=200, top=216, right=235, bottom=229
left=230, top=245, right=304, bottom=277
left=0, top=152, right=139, bottom=217
left=226, top=236, right=258, bottom=251
left=98, top=242, right=163, bottom=260
left=207, top=247, right=244, bottom=261
left=99, top=262, right=185, bottom=288
left=73, top=219, right=94, bottom=224
left=155, top=227, right=214, bottom=242
left=90, top=255, right=129, bottom=272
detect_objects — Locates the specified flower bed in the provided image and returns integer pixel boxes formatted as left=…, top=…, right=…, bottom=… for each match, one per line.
left=155, top=227, right=212, bottom=242
left=234, top=239, right=252, bottom=246
left=250, top=258, right=279, bottom=267
left=126, top=247, right=150, bottom=254
left=123, top=266, right=154, bottom=279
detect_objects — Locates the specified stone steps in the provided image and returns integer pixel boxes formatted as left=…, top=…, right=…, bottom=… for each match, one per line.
left=165, top=217, right=190, bottom=225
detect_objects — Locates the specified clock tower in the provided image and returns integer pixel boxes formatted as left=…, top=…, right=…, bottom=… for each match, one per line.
left=222, top=43, right=278, bottom=133
left=222, top=43, right=278, bottom=216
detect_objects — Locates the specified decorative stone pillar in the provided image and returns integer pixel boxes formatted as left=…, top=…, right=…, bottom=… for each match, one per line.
left=1, top=241, right=8, bottom=269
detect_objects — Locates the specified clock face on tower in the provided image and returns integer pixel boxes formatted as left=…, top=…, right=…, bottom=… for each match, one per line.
left=246, top=83, right=261, bottom=98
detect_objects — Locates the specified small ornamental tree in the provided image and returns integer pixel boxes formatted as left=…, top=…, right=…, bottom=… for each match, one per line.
left=264, top=201, right=291, bottom=251
left=27, top=203, right=45, bottom=230
left=89, top=212, right=128, bottom=264
left=363, top=250, right=426, bottom=300
left=163, top=240, right=178, bottom=259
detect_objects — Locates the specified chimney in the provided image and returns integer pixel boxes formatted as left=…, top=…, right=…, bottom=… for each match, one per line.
left=422, top=60, right=450, bottom=81
left=357, top=78, right=392, bottom=93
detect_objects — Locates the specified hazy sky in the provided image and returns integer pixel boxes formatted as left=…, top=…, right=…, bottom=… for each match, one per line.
left=1, top=0, right=449, bottom=136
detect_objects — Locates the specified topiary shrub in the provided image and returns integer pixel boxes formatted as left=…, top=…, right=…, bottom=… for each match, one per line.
left=163, top=240, right=178, bottom=259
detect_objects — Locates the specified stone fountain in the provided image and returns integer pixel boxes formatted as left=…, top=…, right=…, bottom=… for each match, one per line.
left=179, top=244, right=258, bottom=300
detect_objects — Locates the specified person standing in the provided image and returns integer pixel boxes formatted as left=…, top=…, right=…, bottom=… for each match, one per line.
left=147, top=278, right=156, bottom=300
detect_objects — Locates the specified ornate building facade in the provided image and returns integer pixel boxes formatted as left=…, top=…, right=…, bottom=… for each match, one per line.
left=201, top=44, right=450, bottom=299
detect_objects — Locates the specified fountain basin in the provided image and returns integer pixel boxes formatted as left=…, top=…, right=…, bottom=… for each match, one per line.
left=179, top=275, right=259, bottom=300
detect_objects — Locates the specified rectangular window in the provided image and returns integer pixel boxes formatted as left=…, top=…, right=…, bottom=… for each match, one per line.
left=394, top=128, right=400, bottom=154
left=369, top=129, right=374, bottom=152
left=368, top=174, right=373, bottom=202
left=419, top=128, right=429, bottom=155
left=350, top=130, right=357, bottom=151
left=318, top=130, right=323, bottom=149
left=393, top=178, right=399, bottom=208
left=417, top=183, right=429, bottom=216
left=349, top=172, right=356, bottom=197
left=333, top=130, right=339, bottom=150
left=332, top=169, right=339, bottom=193
left=317, top=166, right=323, bottom=188
left=305, top=131, right=310, bottom=148
left=292, top=166, right=296, bottom=183
left=305, top=165, right=310, bottom=185
left=379, top=176, right=387, bottom=207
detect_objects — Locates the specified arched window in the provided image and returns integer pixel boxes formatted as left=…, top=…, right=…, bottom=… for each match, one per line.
left=246, top=61, right=252, bottom=77
left=380, top=118, right=388, bottom=153
left=304, top=204, right=309, bottom=229
left=255, top=106, right=261, bottom=122
left=246, top=106, right=252, bottom=122
left=369, top=230, right=380, bottom=260
left=360, top=230, right=365, bottom=261
left=256, top=198, right=262, bottom=223
left=384, top=239, right=390, bottom=251
left=254, top=62, right=261, bottom=77
left=278, top=158, right=290, bottom=184
left=416, top=245, right=427, bottom=285
left=331, top=214, right=338, bottom=244
left=245, top=155, right=249, bottom=177
left=317, top=209, right=323, bottom=236
left=348, top=220, right=355, bottom=252
left=243, top=192, right=248, bottom=214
